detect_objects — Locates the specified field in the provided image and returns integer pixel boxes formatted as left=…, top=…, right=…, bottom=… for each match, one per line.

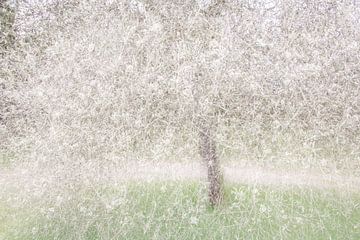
left=1, top=162, right=359, bottom=240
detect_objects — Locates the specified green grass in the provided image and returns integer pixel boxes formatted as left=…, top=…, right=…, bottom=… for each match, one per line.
left=1, top=182, right=359, bottom=240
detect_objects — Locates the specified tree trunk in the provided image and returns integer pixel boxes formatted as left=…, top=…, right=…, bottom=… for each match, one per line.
left=199, top=119, right=223, bottom=206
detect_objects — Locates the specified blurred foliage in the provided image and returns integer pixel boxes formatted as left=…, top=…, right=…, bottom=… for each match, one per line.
left=0, top=0, right=15, bottom=51
left=1, top=0, right=360, bottom=170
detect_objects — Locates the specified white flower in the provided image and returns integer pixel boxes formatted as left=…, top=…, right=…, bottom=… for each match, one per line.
left=111, top=199, right=121, bottom=207
left=129, top=0, right=146, bottom=14
left=79, top=206, right=86, bottom=213
left=295, top=217, right=303, bottom=224
left=190, top=216, right=198, bottom=225
left=196, top=0, right=213, bottom=10
left=106, top=204, right=113, bottom=211
left=105, top=0, right=116, bottom=6
left=90, top=80, right=97, bottom=86
left=150, top=23, right=163, bottom=33
left=259, top=204, right=267, bottom=213
left=55, top=196, right=63, bottom=207
left=160, top=185, right=167, bottom=193
left=88, top=43, right=95, bottom=52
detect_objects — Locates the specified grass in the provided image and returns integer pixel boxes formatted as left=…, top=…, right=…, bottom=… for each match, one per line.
left=0, top=181, right=359, bottom=240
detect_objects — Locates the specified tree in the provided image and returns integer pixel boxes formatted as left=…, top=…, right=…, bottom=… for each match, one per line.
left=194, top=0, right=226, bottom=207
left=198, top=116, right=223, bottom=206
left=10, top=0, right=360, bottom=206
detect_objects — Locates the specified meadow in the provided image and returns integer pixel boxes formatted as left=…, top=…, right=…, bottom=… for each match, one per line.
left=1, top=180, right=359, bottom=240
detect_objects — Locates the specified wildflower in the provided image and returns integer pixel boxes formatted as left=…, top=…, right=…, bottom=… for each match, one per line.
left=189, top=216, right=198, bottom=225
left=259, top=204, right=267, bottom=213
left=160, top=185, right=167, bottom=193
left=79, top=206, right=86, bottom=213
left=55, top=196, right=63, bottom=207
